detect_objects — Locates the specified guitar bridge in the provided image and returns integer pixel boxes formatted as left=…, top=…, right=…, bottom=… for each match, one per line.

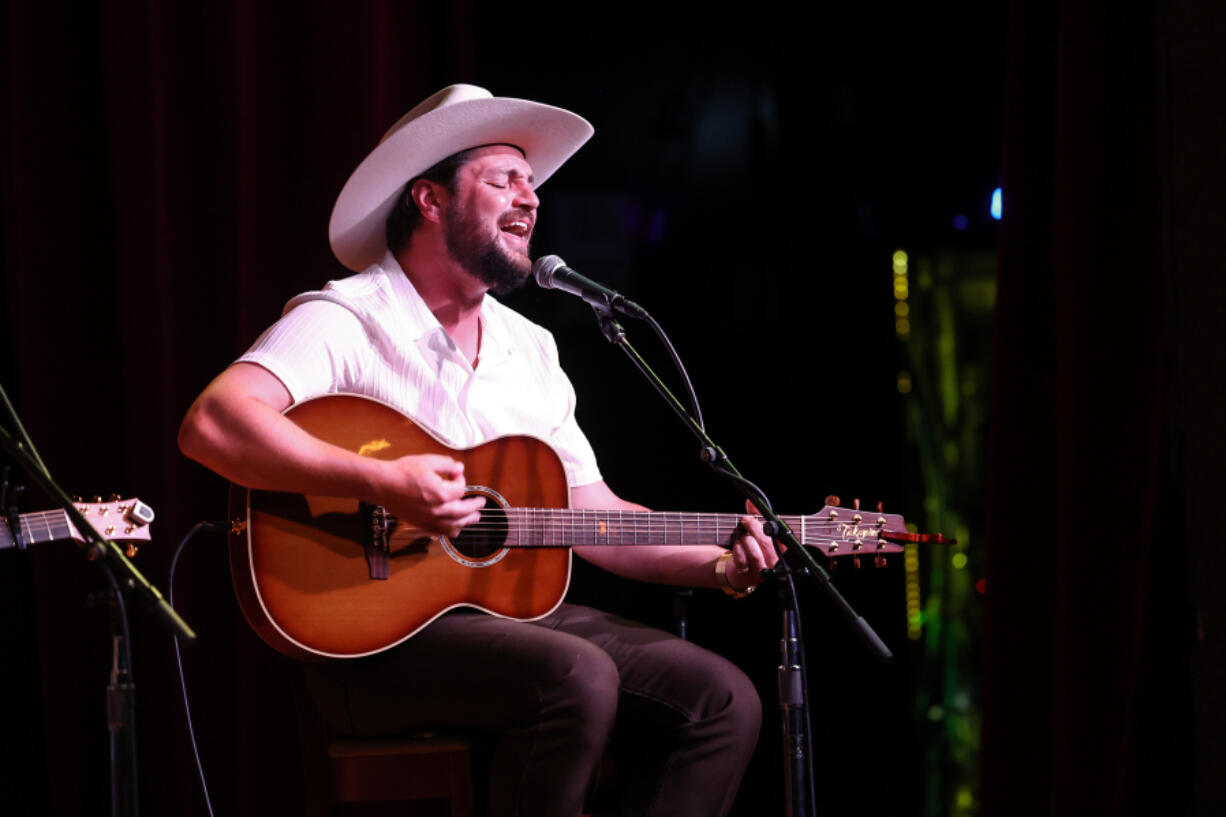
left=366, top=504, right=391, bottom=580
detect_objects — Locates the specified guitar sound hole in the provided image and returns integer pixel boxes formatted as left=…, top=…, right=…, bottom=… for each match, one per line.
left=451, top=496, right=508, bottom=560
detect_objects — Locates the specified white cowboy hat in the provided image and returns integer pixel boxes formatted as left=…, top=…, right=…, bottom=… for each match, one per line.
left=328, top=84, right=594, bottom=271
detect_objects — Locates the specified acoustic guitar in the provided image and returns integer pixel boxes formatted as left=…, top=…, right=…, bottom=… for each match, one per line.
left=230, top=394, right=920, bottom=660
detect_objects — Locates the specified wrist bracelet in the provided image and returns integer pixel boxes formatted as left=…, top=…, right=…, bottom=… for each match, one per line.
left=715, top=550, right=753, bottom=599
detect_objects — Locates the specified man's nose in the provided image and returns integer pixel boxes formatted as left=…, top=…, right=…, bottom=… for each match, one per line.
left=513, top=183, right=539, bottom=210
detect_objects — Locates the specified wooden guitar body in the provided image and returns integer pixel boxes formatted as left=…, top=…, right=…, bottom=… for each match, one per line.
left=229, top=394, right=572, bottom=660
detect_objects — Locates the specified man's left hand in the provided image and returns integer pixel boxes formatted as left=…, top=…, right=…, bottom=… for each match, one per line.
left=727, top=500, right=781, bottom=592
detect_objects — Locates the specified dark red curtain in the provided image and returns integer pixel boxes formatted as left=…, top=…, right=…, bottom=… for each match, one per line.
left=983, top=1, right=1221, bottom=814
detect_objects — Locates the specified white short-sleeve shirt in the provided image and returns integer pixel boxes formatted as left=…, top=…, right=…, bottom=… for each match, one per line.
left=237, top=252, right=602, bottom=488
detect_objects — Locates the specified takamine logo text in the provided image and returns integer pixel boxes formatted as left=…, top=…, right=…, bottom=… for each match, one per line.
left=836, top=522, right=880, bottom=542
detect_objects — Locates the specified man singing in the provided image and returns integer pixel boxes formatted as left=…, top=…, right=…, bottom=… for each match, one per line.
left=179, top=84, right=777, bottom=817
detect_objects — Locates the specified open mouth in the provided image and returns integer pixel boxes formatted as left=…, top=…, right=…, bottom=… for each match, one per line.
left=499, top=215, right=532, bottom=244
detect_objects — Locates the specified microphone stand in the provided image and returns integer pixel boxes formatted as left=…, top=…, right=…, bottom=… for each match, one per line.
left=586, top=304, right=892, bottom=817
left=91, top=563, right=140, bottom=817
left=0, top=415, right=195, bottom=817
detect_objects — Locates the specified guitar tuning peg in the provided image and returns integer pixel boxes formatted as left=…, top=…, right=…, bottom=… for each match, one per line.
left=829, top=558, right=838, bottom=571
left=876, top=500, right=884, bottom=512
left=853, top=555, right=862, bottom=569
left=852, top=498, right=861, bottom=511
left=874, top=555, right=887, bottom=568
left=93, top=495, right=103, bottom=503
left=109, top=493, right=121, bottom=502
left=825, top=495, right=841, bottom=507
left=72, top=495, right=82, bottom=502
left=125, top=544, right=139, bottom=558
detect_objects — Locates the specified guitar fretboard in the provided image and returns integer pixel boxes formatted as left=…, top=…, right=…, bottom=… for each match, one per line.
left=488, top=509, right=805, bottom=548
left=0, top=510, right=78, bottom=551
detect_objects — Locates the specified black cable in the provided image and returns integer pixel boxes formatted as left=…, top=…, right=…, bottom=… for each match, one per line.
left=169, top=521, right=228, bottom=817
left=624, top=309, right=782, bottom=520
left=709, top=461, right=774, bottom=515
left=642, top=312, right=705, bottom=432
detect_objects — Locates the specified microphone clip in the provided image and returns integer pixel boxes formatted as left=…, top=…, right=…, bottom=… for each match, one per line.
left=591, top=305, right=627, bottom=344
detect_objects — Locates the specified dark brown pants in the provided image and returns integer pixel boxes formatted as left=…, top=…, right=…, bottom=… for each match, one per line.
left=303, top=603, right=761, bottom=817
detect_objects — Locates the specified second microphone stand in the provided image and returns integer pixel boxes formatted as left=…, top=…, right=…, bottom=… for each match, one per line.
left=0, top=404, right=195, bottom=817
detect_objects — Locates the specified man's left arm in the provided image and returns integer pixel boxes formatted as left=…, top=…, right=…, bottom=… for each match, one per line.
left=570, top=480, right=778, bottom=594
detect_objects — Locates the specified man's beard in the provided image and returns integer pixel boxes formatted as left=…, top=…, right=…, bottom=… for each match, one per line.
left=443, top=200, right=532, bottom=296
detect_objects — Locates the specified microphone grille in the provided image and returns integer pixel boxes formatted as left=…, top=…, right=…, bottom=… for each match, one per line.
left=532, top=255, right=566, bottom=289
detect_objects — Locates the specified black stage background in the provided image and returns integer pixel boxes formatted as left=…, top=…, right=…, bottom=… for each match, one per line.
left=2, top=2, right=1222, bottom=816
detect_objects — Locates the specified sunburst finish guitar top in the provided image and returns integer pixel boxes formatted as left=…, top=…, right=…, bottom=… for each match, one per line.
left=230, top=394, right=572, bottom=660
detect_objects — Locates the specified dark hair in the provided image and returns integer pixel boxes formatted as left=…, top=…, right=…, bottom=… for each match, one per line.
left=385, top=147, right=482, bottom=255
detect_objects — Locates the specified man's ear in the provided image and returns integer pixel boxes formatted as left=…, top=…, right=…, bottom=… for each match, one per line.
left=410, top=178, right=447, bottom=224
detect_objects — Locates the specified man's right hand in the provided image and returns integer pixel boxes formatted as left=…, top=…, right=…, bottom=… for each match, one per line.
left=379, top=454, right=485, bottom=538
left=180, top=363, right=480, bottom=539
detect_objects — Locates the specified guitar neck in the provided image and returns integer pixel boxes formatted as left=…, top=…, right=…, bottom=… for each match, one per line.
left=495, top=509, right=804, bottom=548
left=0, top=509, right=80, bottom=551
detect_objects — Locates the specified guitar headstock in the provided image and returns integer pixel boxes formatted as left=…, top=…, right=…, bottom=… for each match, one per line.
left=800, top=496, right=954, bottom=568
left=74, top=496, right=155, bottom=555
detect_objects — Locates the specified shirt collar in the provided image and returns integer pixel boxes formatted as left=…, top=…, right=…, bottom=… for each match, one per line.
left=381, top=250, right=513, bottom=367
left=381, top=251, right=443, bottom=343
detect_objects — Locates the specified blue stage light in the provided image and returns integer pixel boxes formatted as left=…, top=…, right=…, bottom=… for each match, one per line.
left=990, top=188, right=1003, bottom=220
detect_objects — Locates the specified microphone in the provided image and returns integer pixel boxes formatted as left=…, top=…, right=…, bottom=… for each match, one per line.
left=532, top=255, right=647, bottom=318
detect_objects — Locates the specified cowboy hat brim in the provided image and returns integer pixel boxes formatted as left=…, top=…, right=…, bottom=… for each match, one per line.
left=328, top=85, right=594, bottom=271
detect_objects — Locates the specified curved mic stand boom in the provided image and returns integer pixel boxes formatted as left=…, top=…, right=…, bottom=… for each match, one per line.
left=579, top=300, right=893, bottom=817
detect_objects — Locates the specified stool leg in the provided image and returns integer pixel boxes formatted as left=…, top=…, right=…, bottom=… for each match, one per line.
left=448, top=750, right=472, bottom=817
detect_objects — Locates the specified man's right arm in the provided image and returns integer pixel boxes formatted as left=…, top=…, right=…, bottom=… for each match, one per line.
left=178, top=362, right=484, bottom=535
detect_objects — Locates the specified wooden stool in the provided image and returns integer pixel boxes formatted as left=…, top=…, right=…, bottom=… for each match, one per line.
left=324, top=734, right=472, bottom=817
left=295, top=672, right=472, bottom=816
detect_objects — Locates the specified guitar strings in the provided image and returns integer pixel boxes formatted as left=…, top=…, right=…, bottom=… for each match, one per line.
left=388, top=509, right=897, bottom=530
left=383, top=509, right=899, bottom=548
left=19, top=510, right=72, bottom=539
